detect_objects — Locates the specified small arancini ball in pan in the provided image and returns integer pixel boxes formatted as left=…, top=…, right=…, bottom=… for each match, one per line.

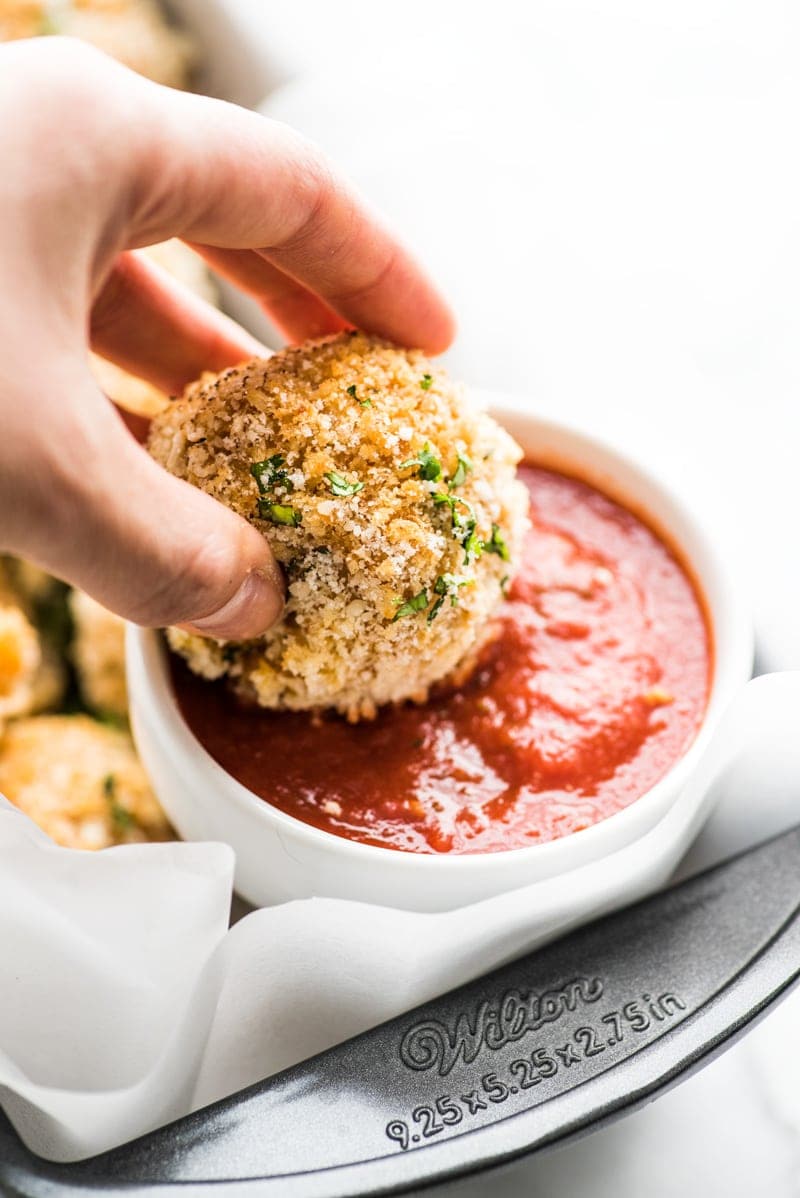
left=0, top=715, right=172, bottom=849
left=69, top=590, right=128, bottom=720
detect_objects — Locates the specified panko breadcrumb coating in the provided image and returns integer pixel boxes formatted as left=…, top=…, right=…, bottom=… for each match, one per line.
left=149, top=332, right=529, bottom=720
left=69, top=590, right=128, bottom=719
left=0, top=715, right=172, bottom=849
left=0, top=0, right=196, bottom=89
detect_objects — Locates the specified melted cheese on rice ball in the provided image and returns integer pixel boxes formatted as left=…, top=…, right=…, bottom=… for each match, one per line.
left=148, top=333, right=528, bottom=720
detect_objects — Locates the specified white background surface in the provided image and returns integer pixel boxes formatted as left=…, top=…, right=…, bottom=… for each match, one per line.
left=194, top=2, right=800, bottom=1192
left=234, top=0, right=800, bottom=676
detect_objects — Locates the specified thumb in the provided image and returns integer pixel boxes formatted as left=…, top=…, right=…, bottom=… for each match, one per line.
left=5, top=386, right=284, bottom=639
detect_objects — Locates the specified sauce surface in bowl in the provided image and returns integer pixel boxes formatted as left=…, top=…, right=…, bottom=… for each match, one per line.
left=171, top=465, right=711, bottom=854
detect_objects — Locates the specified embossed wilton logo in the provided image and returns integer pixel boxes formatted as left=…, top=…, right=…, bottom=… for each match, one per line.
left=400, top=976, right=604, bottom=1076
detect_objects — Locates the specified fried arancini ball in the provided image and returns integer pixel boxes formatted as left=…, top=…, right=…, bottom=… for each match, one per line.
left=0, top=0, right=196, bottom=89
left=68, top=589, right=128, bottom=719
left=0, top=715, right=172, bottom=849
left=0, top=0, right=41, bottom=40
left=148, top=332, right=529, bottom=720
left=0, top=555, right=58, bottom=607
left=0, top=605, right=40, bottom=727
left=0, top=565, right=66, bottom=721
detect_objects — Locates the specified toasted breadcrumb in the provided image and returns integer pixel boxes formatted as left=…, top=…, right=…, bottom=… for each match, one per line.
left=0, top=715, right=172, bottom=849
left=149, top=332, right=529, bottom=720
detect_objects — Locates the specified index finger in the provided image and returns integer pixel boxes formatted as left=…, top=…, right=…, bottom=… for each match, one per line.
left=130, top=87, right=456, bottom=354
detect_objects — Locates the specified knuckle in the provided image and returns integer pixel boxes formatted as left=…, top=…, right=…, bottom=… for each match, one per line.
left=4, top=37, right=111, bottom=120
left=331, top=244, right=400, bottom=306
left=1, top=39, right=148, bottom=197
left=125, top=525, right=243, bottom=628
left=267, top=144, right=338, bottom=253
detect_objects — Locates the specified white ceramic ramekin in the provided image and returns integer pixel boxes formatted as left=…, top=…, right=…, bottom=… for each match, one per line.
left=127, top=395, right=753, bottom=911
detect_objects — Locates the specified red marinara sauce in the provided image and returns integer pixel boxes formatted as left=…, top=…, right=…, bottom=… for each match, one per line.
left=171, top=464, right=712, bottom=854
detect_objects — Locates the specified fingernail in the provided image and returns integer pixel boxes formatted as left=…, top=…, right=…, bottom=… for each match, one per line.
left=182, top=569, right=284, bottom=640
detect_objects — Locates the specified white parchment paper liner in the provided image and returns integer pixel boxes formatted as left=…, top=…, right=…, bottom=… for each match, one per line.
left=2, top=672, right=799, bottom=1163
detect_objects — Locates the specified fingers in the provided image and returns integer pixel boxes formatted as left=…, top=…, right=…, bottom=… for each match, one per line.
left=124, top=87, right=456, bottom=352
left=3, top=38, right=455, bottom=354
left=91, top=251, right=268, bottom=395
left=2, top=372, right=284, bottom=639
left=115, top=403, right=150, bottom=445
left=189, top=245, right=349, bottom=344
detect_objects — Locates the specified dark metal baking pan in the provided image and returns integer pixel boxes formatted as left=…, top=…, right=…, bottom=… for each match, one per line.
left=1, top=820, right=799, bottom=1196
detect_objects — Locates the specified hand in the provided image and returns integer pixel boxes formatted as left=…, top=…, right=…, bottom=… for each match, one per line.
left=0, top=38, right=455, bottom=638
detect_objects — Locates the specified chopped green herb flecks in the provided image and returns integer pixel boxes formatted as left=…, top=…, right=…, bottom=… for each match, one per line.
left=427, top=596, right=445, bottom=622
left=434, top=573, right=472, bottom=602
left=393, top=589, right=429, bottom=621
left=500, top=574, right=510, bottom=596
left=393, top=574, right=474, bottom=625
left=485, top=523, right=510, bottom=561
left=260, top=501, right=302, bottom=526
left=420, top=374, right=433, bottom=390
left=103, top=774, right=135, bottom=831
left=463, top=529, right=482, bottom=563
left=434, top=493, right=482, bottom=564
left=251, top=455, right=292, bottom=494
left=399, top=442, right=442, bottom=482
left=427, top=573, right=472, bottom=621
left=449, top=451, right=473, bottom=490
left=252, top=456, right=301, bottom=524
left=324, top=470, right=364, bottom=497
left=347, top=383, right=373, bottom=408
